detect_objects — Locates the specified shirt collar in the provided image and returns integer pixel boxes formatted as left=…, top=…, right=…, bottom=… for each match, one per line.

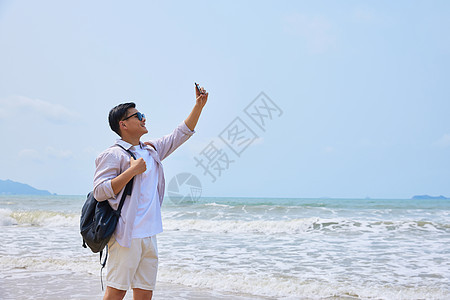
left=115, top=139, right=145, bottom=150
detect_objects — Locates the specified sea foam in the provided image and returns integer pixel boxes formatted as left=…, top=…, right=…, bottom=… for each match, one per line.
left=163, top=217, right=448, bottom=235
left=0, top=208, right=15, bottom=226
left=1, top=209, right=78, bottom=227
left=157, top=266, right=449, bottom=299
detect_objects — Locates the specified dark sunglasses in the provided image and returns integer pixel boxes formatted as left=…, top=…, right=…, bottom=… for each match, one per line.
left=122, top=112, right=146, bottom=121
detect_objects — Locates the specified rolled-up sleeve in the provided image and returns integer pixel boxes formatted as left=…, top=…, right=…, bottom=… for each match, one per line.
left=149, top=121, right=195, bottom=161
left=93, top=151, right=120, bottom=201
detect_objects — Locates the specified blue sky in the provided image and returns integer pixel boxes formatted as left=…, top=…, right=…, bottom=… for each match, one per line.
left=0, top=1, right=449, bottom=198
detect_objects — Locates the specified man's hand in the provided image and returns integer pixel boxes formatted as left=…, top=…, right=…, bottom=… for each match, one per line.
left=111, top=156, right=146, bottom=194
left=130, top=157, right=147, bottom=175
left=195, top=85, right=208, bottom=109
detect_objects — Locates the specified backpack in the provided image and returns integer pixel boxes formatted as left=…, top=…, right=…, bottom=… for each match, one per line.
left=80, top=145, right=135, bottom=289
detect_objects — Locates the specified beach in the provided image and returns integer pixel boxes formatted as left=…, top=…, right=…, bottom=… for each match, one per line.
left=1, top=271, right=264, bottom=299
left=1, top=195, right=449, bottom=299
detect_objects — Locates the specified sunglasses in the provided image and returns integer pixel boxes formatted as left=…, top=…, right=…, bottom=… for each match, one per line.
left=122, top=112, right=146, bottom=121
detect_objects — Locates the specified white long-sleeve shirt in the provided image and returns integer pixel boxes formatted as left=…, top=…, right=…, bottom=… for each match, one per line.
left=93, top=121, right=195, bottom=247
left=131, top=145, right=161, bottom=238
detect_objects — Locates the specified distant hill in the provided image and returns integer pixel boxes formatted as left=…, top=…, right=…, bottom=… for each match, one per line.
left=0, top=179, right=52, bottom=195
left=412, top=195, right=448, bottom=200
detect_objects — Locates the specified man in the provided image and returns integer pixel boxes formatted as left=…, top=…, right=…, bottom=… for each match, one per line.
left=93, top=86, right=208, bottom=300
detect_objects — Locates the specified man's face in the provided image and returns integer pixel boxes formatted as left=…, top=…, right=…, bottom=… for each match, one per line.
left=121, top=107, right=148, bottom=136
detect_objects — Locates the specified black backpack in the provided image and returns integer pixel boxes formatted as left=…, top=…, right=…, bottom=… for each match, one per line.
left=80, top=145, right=135, bottom=288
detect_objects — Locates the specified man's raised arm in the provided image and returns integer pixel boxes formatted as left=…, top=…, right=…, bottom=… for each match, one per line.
left=184, top=84, right=208, bottom=131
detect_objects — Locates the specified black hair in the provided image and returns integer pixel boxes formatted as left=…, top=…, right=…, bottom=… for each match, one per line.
left=108, top=102, right=136, bottom=136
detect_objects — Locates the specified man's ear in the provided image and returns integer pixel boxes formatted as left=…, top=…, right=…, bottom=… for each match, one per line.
left=120, top=121, right=126, bottom=130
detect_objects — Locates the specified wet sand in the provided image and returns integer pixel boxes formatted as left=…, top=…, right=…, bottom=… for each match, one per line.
left=0, top=269, right=265, bottom=300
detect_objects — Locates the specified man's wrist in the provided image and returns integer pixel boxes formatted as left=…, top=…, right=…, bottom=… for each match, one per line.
left=194, top=102, right=204, bottom=110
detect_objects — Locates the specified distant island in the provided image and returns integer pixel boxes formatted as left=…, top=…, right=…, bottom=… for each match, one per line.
left=0, top=179, right=52, bottom=195
left=412, top=195, right=448, bottom=200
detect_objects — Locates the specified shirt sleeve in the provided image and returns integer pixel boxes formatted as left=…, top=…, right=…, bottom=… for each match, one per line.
left=148, top=121, right=195, bottom=161
left=93, top=150, right=121, bottom=201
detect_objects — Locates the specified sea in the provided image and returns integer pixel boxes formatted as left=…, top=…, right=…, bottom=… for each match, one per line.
left=0, top=195, right=449, bottom=300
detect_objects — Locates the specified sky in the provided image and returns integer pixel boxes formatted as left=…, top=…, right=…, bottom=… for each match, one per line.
left=0, top=0, right=449, bottom=199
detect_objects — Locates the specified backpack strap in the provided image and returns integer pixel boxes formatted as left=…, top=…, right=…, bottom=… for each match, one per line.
left=115, top=144, right=136, bottom=214
left=99, top=244, right=108, bottom=291
left=147, top=142, right=157, bottom=151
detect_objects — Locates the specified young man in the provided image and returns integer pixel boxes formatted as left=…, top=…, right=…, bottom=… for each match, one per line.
left=93, top=86, right=208, bottom=300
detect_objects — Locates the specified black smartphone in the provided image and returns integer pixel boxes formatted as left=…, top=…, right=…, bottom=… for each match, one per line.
left=195, top=82, right=203, bottom=94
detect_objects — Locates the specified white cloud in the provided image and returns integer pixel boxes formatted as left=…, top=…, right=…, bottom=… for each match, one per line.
left=0, top=95, right=78, bottom=124
left=18, top=147, right=73, bottom=161
left=434, top=133, right=450, bottom=148
left=82, top=146, right=104, bottom=157
left=45, top=147, right=73, bottom=159
left=18, top=149, right=43, bottom=161
left=282, top=13, right=337, bottom=53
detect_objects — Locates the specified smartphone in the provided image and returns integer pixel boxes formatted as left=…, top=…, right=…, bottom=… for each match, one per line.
left=195, top=82, right=203, bottom=94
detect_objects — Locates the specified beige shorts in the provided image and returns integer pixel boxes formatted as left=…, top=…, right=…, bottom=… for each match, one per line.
left=106, top=236, right=158, bottom=291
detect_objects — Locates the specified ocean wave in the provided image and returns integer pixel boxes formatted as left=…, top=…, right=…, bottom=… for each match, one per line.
left=0, top=208, right=16, bottom=226
left=2, top=254, right=447, bottom=299
left=203, top=202, right=232, bottom=207
left=163, top=217, right=450, bottom=234
left=158, top=266, right=449, bottom=299
left=0, top=255, right=97, bottom=276
left=0, top=209, right=78, bottom=227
